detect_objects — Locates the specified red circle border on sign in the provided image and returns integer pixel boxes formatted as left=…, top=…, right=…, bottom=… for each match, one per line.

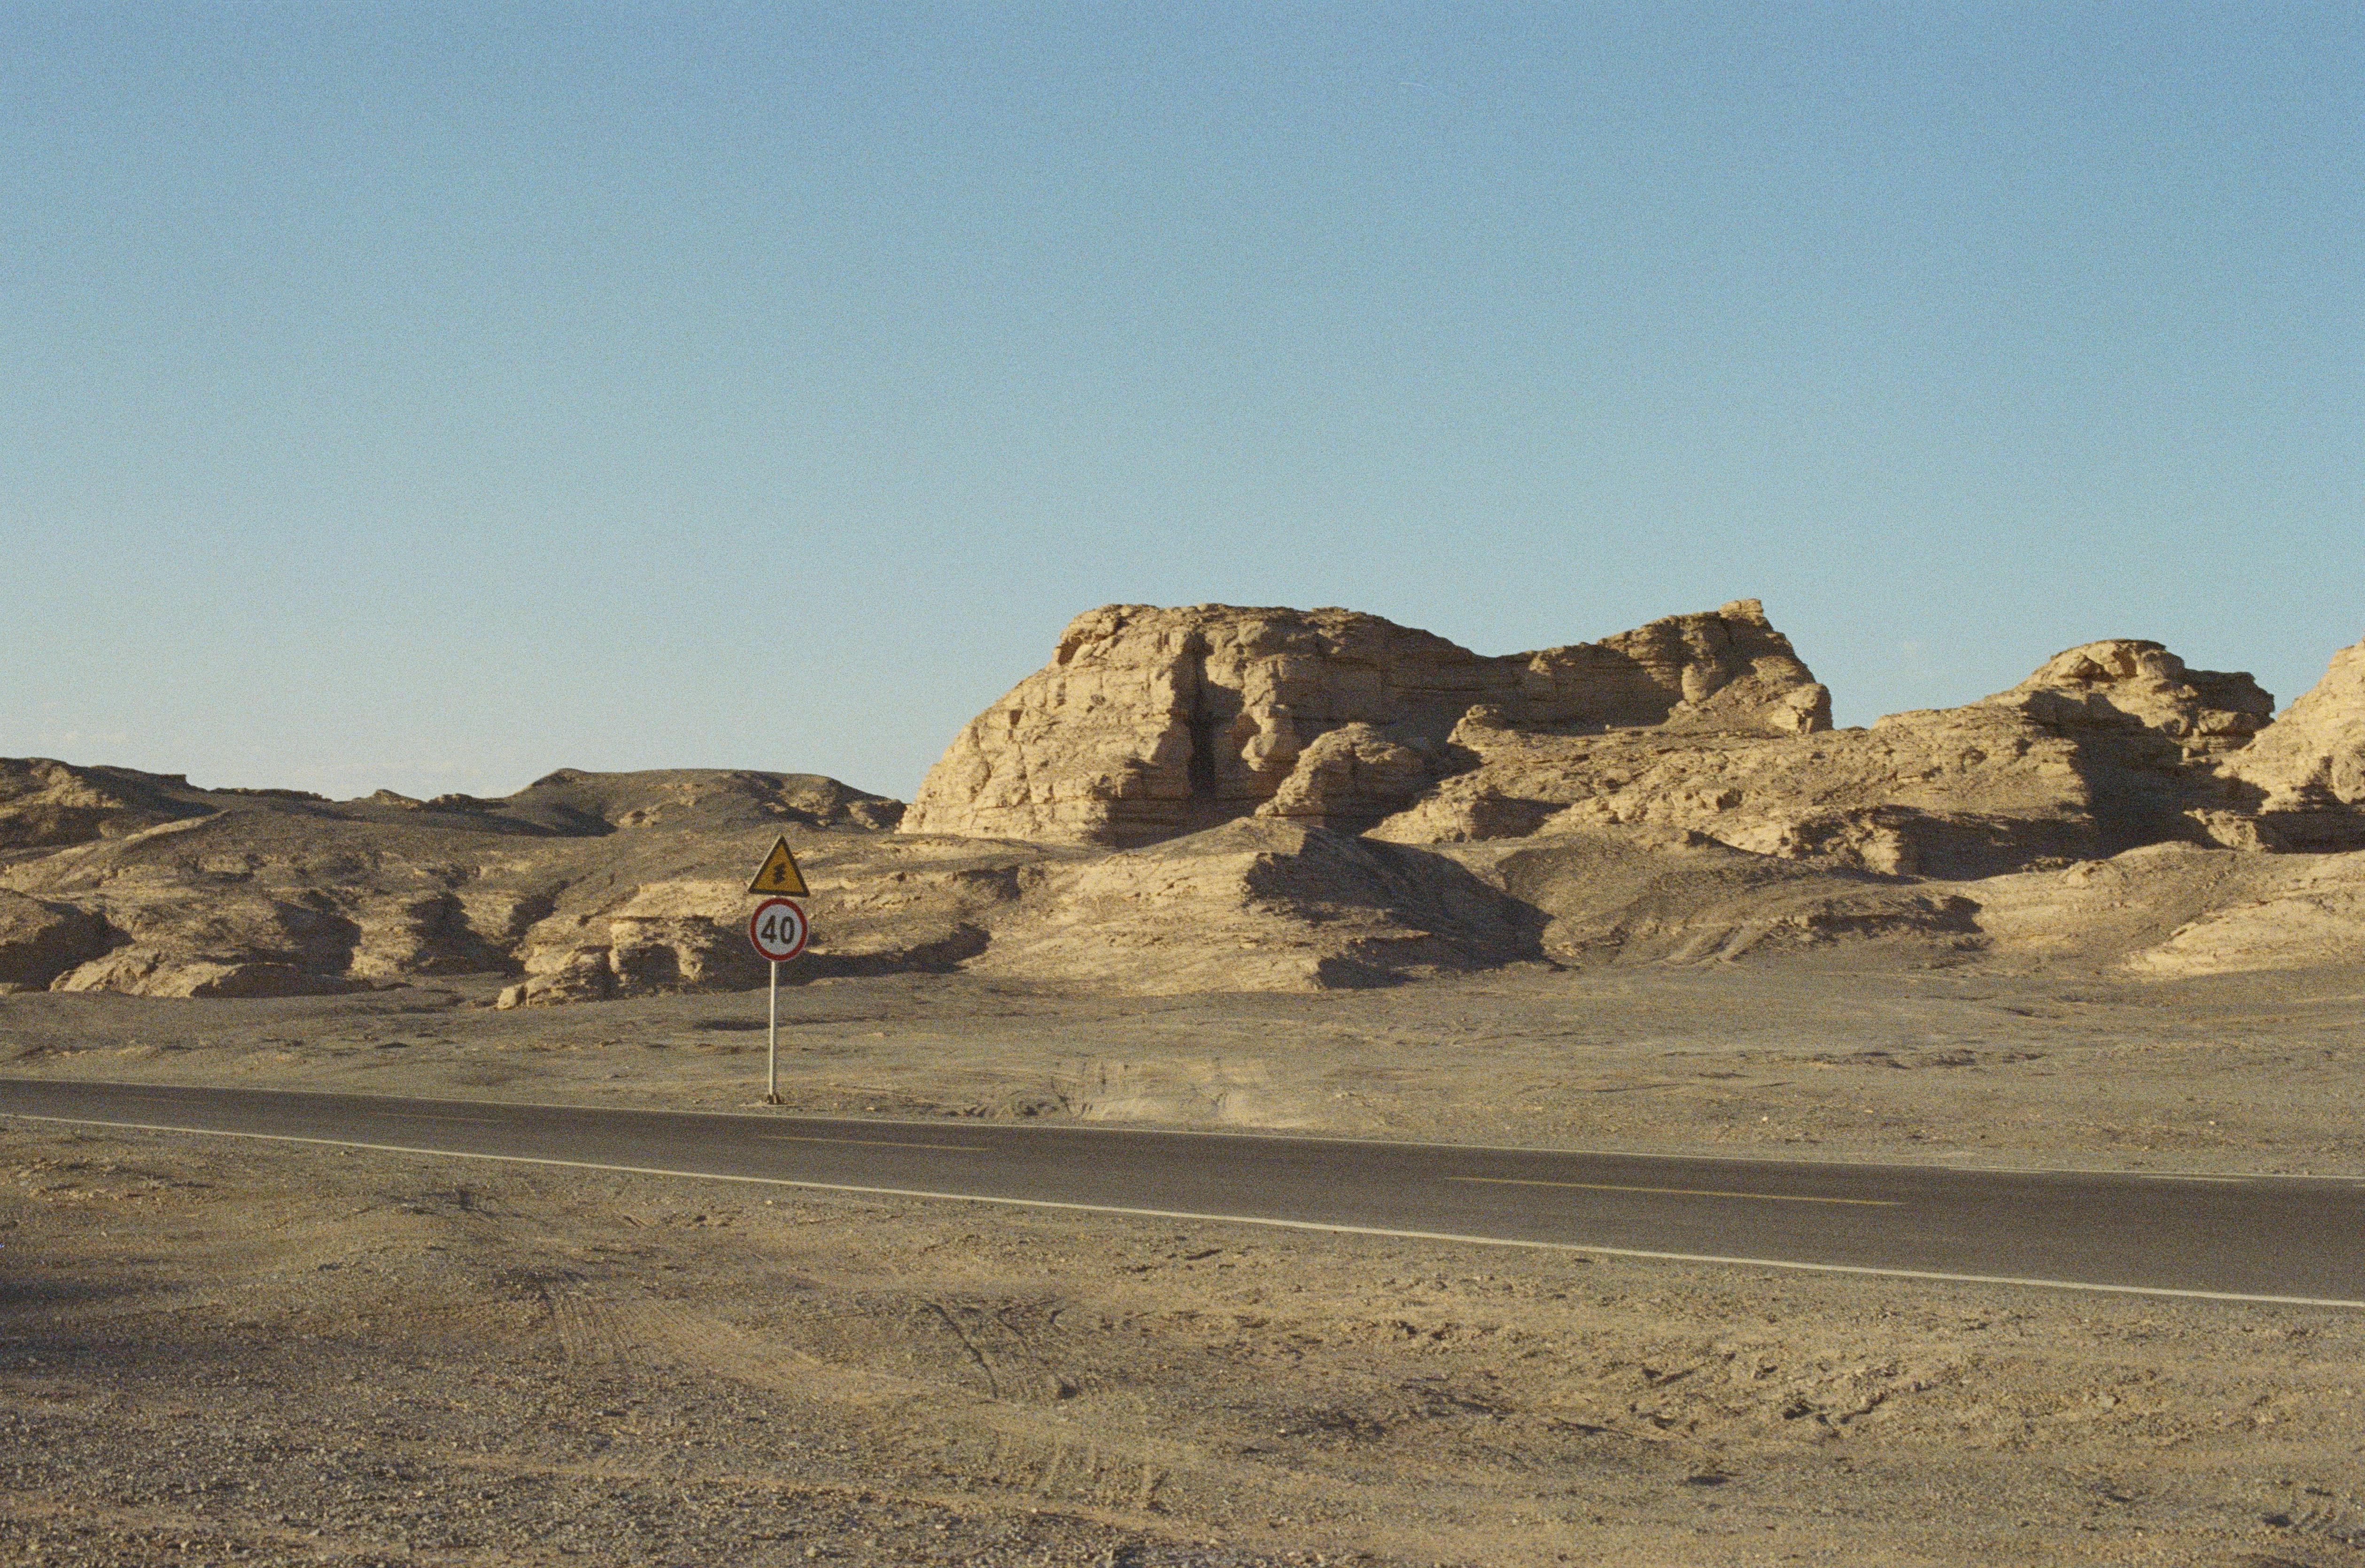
left=747, top=897, right=809, bottom=962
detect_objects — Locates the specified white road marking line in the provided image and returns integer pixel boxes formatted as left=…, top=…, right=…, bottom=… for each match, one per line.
left=1449, top=1175, right=1900, bottom=1206
left=759, top=1134, right=988, bottom=1152
left=408, top=1114, right=499, bottom=1125
left=4, top=1111, right=2359, bottom=1311
left=2026, top=1171, right=2249, bottom=1184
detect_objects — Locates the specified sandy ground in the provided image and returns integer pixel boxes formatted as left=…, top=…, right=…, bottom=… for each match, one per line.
left=4, top=961, right=2365, bottom=1565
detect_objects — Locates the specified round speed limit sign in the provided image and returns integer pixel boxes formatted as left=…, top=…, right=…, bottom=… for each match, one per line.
left=747, top=897, right=809, bottom=963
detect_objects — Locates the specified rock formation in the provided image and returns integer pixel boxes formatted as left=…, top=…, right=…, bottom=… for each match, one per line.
left=908, top=602, right=2286, bottom=881
left=1372, top=643, right=2274, bottom=877
left=9, top=598, right=2365, bottom=1004
left=2225, top=633, right=2365, bottom=850
left=497, top=840, right=1042, bottom=1007
left=0, top=891, right=109, bottom=991
left=903, top=600, right=1830, bottom=845
left=0, top=766, right=940, bottom=1003
left=1252, top=724, right=1434, bottom=829
left=1982, top=640, right=2273, bottom=757
left=0, top=758, right=211, bottom=850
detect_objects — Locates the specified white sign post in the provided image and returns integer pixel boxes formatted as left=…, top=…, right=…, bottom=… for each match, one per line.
left=747, top=896, right=809, bottom=1104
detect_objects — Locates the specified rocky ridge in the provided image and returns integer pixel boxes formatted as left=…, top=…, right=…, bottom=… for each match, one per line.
left=0, top=765, right=978, bottom=1006
left=6, top=602, right=2365, bottom=1002
left=901, top=599, right=1830, bottom=845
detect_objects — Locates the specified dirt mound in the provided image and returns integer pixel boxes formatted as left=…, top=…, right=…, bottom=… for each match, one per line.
left=502, top=835, right=1054, bottom=1006
left=1460, top=830, right=1982, bottom=965
left=968, top=818, right=1539, bottom=992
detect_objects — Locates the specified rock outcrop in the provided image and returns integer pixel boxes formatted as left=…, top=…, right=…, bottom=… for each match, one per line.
left=1373, top=704, right=2081, bottom=876
left=1358, top=638, right=2277, bottom=878
left=0, top=759, right=212, bottom=850
left=1982, top=640, right=2273, bottom=758
left=50, top=950, right=362, bottom=1000
left=2225, top=634, right=2365, bottom=850
left=904, top=600, right=1829, bottom=845
left=0, top=766, right=936, bottom=1002
left=0, top=891, right=109, bottom=991
left=1252, top=724, right=1434, bottom=830
left=497, top=840, right=1042, bottom=1006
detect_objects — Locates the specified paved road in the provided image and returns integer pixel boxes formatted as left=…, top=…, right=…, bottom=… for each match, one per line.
left=2, top=1077, right=2359, bottom=1307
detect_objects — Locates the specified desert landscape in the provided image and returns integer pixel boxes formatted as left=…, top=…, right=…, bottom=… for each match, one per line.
left=5, top=599, right=2365, bottom=1564
left=11, top=598, right=2365, bottom=1010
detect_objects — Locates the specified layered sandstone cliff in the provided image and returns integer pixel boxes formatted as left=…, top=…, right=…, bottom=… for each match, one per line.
left=903, top=602, right=2306, bottom=877
left=902, top=599, right=1830, bottom=845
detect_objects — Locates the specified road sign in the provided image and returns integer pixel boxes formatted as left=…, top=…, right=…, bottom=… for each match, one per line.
left=748, top=897, right=809, bottom=963
left=748, top=836, right=811, bottom=896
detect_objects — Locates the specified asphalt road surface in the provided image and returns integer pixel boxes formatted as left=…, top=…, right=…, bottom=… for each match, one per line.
left=2, top=1077, right=2360, bottom=1307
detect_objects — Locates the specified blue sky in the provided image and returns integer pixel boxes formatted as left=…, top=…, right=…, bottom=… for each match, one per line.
left=4, top=4, right=2358, bottom=800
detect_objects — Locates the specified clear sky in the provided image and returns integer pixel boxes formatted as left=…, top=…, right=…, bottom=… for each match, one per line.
left=5, top=4, right=2358, bottom=802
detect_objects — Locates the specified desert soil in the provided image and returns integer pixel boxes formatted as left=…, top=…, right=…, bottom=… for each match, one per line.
left=4, top=961, right=2365, bottom=1566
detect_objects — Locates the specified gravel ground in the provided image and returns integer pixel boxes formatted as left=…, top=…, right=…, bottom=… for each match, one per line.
left=1, top=1112, right=2361, bottom=1566
left=5, top=960, right=2365, bottom=1563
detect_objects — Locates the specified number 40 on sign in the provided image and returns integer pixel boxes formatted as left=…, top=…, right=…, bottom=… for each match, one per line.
left=748, top=897, right=808, bottom=962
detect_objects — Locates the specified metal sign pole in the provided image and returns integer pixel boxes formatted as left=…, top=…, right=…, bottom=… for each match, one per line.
left=747, top=860, right=807, bottom=1109
left=766, top=958, right=780, bottom=1103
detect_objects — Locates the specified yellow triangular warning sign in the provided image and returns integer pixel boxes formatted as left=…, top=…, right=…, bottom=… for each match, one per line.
left=747, top=836, right=810, bottom=897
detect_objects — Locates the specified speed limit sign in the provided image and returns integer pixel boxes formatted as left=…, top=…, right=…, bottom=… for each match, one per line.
left=748, top=897, right=809, bottom=963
